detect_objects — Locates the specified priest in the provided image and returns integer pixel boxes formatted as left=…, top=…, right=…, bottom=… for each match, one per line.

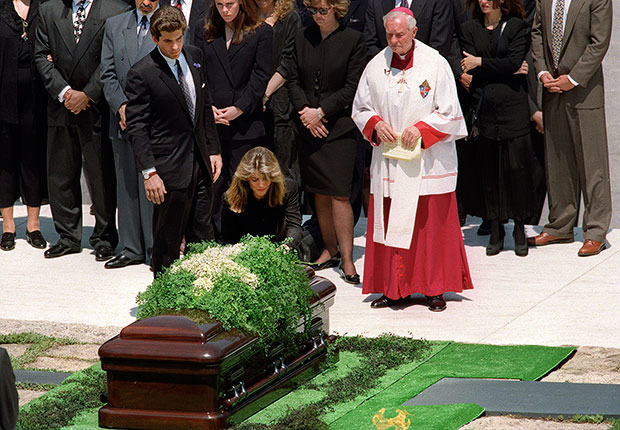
left=352, top=7, right=473, bottom=311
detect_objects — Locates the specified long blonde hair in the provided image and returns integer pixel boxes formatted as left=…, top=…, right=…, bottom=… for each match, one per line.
left=226, top=147, right=286, bottom=213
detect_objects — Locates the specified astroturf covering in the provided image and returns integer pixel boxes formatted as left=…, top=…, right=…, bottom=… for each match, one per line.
left=51, top=342, right=575, bottom=430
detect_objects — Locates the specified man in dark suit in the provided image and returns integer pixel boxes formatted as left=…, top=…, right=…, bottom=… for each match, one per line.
left=125, top=6, right=222, bottom=274
left=100, top=0, right=159, bottom=268
left=364, top=0, right=456, bottom=71
left=529, top=0, right=612, bottom=256
left=0, top=347, right=18, bottom=430
left=160, top=0, right=211, bottom=46
left=34, top=0, right=130, bottom=260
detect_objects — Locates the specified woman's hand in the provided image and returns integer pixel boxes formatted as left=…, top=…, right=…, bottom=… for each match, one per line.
left=374, top=121, right=397, bottom=144
left=460, top=73, right=472, bottom=91
left=299, top=107, right=325, bottom=128
left=514, top=60, right=528, bottom=75
left=308, top=121, right=329, bottom=138
left=461, top=51, right=481, bottom=73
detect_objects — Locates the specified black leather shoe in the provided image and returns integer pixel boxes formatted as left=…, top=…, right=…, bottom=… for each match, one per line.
left=339, top=264, right=360, bottom=284
left=105, top=254, right=144, bottom=269
left=426, top=295, right=446, bottom=312
left=1, top=232, right=16, bottom=251
left=309, top=252, right=341, bottom=271
left=477, top=220, right=491, bottom=236
left=370, top=295, right=408, bottom=308
left=44, top=242, right=81, bottom=258
left=95, top=245, right=114, bottom=261
left=486, top=237, right=504, bottom=256
left=26, top=230, right=47, bottom=249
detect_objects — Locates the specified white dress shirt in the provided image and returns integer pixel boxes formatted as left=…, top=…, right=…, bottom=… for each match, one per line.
left=136, top=8, right=157, bottom=36
left=173, top=0, right=193, bottom=25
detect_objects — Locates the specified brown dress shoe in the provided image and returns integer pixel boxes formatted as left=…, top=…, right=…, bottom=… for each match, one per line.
left=578, top=240, right=605, bottom=257
left=527, top=232, right=574, bottom=247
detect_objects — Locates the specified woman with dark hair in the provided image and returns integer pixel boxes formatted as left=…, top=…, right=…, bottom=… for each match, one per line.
left=459, top=0, right=539, bottom=256
left=256, top=0, right=302, bottom=183
left=0, top=0, right=47, bottom=251
left=199, top=0, right=273, bottom=234
left=287, top=0, right=366, bottom=283
left=221, top=146, right=302, bottom=249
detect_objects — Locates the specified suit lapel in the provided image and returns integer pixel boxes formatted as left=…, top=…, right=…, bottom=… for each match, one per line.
left=154, top=49, right=194, bottom=125
left=70, top=0, right=104, bottom=76
left=212, top=36, right=235, bottom=87
left=544, top=0, right=553, bottom=55
left=185, top=48, right=203, bottom=125
left=561, top=0, right=586, bottom=51
left=411, top=0, right=429, bottom=20
left=54, top=3, right=76, bottom=55
left=123, top=12, right=139, bottom=66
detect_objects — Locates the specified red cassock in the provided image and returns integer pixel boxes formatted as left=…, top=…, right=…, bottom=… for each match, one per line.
left=363, top=193, right=474, bottom=299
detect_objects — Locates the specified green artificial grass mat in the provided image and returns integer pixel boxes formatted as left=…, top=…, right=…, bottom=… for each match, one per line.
left=23, top=341, right=576, bottom=430
left=329, top=343, right=575, bottom=429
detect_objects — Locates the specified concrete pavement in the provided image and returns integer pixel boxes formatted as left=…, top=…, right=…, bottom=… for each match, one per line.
left=1, top=203, right=619, bottom=348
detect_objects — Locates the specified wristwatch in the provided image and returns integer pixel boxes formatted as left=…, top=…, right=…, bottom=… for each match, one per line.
left=143, top=170, right=157, bottom=180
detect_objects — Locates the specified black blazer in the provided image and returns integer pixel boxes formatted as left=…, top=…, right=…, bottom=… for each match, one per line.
left=198, top=24, right=273, bottom=141
left=0, top=0, right=45, bottom=124
left=34, top=0, right=131, bottom=126
left=460, top=17, right=531, bottom=140
left=125, top=46, right=221, bottom=190
left=343, top=0, right=368, bottom=33
left=160, top=0, right=212, bottom=46
left=364, top=0, right=455, bottom=62
left=286, top=24, right=366, bottom=142
left=221, top=177, right=303, bottom=249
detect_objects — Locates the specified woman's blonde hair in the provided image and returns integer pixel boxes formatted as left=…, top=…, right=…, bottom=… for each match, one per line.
left=226, top=147, right=286, bottom=213
left=303, top=0, right=349, bottom=20
left=272, top=0, right=295, bottom=22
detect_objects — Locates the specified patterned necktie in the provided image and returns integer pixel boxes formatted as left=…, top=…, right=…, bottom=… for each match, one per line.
left=551, top=0, right=565, bottom=68
left=176, top=60, right=195, bottom=122
left=175, top=0, right=183, bottom=10
left=138, top=15, right=148, bottom=48
left=74, top=1, right=86, bottom=43
left=400, top=0, right=409, bottom=9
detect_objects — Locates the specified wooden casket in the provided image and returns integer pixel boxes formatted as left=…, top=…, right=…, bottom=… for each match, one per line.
left=98, top=267, right=336, bottom=430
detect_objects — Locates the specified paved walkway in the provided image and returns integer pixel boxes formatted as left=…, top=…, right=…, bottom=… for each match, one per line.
left=2, top=203, right=619, bottom=348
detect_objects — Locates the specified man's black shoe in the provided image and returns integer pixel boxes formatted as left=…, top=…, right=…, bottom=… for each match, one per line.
left=105, top=254, right=144, bottom=269
left=95, top=245, right=114, bottom=261
left=44, top=242, right=81, bottom=258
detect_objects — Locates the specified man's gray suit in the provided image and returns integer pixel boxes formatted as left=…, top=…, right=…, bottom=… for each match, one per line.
left=101, top=10, right=155, bottom=263
left=531, top=0, right=613, bottom=244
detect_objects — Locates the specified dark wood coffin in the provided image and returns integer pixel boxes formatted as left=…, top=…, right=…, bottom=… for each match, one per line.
left=98, top=267, right=336, bottom=430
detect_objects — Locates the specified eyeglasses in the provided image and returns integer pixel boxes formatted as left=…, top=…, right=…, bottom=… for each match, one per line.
left=307, top=6, right=331, bottom=15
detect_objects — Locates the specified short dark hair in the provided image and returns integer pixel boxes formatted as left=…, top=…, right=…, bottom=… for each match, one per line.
left=150, top=6, right=187, bottom=40
left=467, top=0, right=525, bottom=20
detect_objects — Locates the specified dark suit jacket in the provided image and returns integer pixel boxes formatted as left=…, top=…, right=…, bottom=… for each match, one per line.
left=125, top=46, right=221, bottom=190
left=160, top=0, right=212, bottom=46
left=287, top=24, right=366, bottom=142
left=221, top=177, right=303, bottom=249
left=198, top=24, right=273, bottom=141
left=364, top=0, right=455, bottom=63
left=343, top=0, right=368, bottom=33
left=0, top=0, right=45, bottom=125
left=0, top=347, right=18, bottom=430
left=460, top=17, right=530, bottom=140
left=531, top=0, right=611, bottom=109
left=34, top=0, right=130, bottom=126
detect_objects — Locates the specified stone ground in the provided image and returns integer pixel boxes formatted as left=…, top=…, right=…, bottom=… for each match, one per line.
left=4, top=319, right=620, bottom=428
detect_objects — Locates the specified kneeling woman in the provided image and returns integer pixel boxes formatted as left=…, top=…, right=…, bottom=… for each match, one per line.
left=221, top=147, right=302, bottom=250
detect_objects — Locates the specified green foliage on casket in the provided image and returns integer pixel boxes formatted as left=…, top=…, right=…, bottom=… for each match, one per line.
left=136, top=236, right=316, bottom=347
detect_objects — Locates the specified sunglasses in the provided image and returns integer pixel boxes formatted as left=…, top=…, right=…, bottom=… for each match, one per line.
left=307, top=6, right=331, bottom=14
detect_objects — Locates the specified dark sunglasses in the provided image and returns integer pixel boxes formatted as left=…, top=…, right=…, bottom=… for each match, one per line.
left=307, top=6, right=331, bottom=15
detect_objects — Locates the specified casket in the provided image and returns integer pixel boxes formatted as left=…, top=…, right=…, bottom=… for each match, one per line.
left=98, top=267, right=336, bottom=430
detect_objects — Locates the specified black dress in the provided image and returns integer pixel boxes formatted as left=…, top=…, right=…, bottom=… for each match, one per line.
left=286, top=23, right=366, bottom=197
left=221, top=178, right=303, bottom=250
left=459, top=16, right=543, bottom=223
left=264, top=10, right=302, bottom=184
left=0, top=0, right=47, bottom=208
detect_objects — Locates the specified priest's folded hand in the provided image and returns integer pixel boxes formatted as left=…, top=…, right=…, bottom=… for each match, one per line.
left=375, top=121, right=397, bottom=144
left=401, top=125, right=421, bottom=148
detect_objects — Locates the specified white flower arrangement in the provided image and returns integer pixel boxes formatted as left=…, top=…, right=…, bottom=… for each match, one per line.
left=171, top=243, right=259, bottom=294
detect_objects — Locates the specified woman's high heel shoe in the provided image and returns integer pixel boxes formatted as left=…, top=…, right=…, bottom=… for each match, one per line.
left=513, top=221, right=528, bottom=257
left=486, top=236, right=504, bottom=256
left=486, top=221, right=504, bottom=256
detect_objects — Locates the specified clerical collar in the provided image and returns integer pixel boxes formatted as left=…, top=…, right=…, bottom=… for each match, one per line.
left=390, top=44, right=414, bottom=70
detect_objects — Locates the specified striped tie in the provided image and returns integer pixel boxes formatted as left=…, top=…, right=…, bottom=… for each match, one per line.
left=175, top=0, right=183, bottom=10
left=551, top=0, right=565, bottom=68
left=176, top=60, right=195, bottom=122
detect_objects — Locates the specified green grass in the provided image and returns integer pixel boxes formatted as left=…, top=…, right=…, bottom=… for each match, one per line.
left=0, top=332, right=79, bottom=370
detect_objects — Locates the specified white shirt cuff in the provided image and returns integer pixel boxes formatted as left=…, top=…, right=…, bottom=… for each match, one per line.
left=537, top=71, right=548, bottom=82
left=142, top=167, right=156, bottom=176
left=567, top=75, right=579, bottom=86
left=58, top=86, right=71, bottom=102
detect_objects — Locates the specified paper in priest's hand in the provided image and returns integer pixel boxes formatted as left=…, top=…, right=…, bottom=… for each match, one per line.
left=383, top=133, right=422, bottom=161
